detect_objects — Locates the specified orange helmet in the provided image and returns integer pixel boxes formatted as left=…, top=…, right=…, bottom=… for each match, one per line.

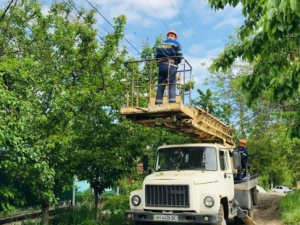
left=239, top=139, right=247, bottom=145
left=167, top=30, right=177, bottom=40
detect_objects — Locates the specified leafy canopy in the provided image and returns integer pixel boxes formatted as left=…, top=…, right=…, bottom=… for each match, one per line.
left=208, top=0, right=300, bottom=103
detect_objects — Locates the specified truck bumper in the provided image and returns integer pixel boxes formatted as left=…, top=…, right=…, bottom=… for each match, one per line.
left=125, top=210, right=219, bottom=224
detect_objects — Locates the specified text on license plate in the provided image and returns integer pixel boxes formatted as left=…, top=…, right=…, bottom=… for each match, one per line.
left=153, top=215, right=178, bottom=221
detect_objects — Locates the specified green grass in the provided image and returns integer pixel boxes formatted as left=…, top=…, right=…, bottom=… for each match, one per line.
left=280, top=190, right=300, bottom=225
left=51, top=204, right=96, bottom=225
left=0, top=194, right=129, bottom=225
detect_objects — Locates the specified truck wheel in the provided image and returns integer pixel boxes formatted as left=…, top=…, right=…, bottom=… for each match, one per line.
left=218, top=204, right=227, bottom=225
left=234, top=216, right=245, bottom=224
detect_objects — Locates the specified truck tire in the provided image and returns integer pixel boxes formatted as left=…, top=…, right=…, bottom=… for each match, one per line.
left=234, top=216, right=245, bottom=224
left=218, top=204, right=227, bottom=225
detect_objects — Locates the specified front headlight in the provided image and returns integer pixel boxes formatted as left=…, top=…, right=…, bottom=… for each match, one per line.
left=204, top=196, right=214, bottom=207
left=131, top=195, right=141, bottom=206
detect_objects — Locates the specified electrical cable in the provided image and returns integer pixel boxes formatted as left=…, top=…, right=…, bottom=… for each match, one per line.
left=62, top=0, right=138, bottom=58
left=72, top=2, right=109, bottom=36
left=168, top=0, right=207, bottom=56
left=146, top=0, right=169, bottom=31
left=86, top=0, right=141, bottom=55
left=143, top=0, right=190, bottom=58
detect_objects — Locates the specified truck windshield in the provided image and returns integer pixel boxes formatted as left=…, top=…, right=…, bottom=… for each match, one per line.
left=155, top=147, right=217, bottom=171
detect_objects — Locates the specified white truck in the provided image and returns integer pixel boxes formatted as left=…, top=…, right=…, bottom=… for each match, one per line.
left=124, top=143, right=258, bottom=225
left=121, top=59, right=258, bottom=225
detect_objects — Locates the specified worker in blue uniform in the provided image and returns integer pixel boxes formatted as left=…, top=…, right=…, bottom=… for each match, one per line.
left=236, top=139, right=249, bottom=178
left=155, top=30, right=183, bottom=105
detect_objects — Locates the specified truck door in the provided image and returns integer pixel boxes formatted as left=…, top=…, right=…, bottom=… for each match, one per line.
left=219, top=149, right=234, bottom=199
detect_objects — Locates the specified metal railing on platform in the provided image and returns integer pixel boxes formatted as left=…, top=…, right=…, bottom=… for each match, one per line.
left=123, top=58, right=193, bottom=108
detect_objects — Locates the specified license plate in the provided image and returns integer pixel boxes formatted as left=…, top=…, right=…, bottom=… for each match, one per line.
left=153, top=215, right=178, bottom=221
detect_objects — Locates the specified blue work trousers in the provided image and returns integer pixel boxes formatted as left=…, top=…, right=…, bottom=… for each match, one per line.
left=155, top=63, right=177, bottom=104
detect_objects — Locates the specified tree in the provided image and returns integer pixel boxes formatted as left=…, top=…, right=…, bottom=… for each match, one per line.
left=205, top=65, right=297, bottom=187
left=248, top=118, right=293, bottom=188
left=0, top=2, right=194, bottom=224
left=193, top=89, right=216, bottom=113
left=206, top=60, right=255, bottom=137
left=0, top=0, right=129, bottom=223
left=0, top=0, right=68, bottom=215
left=208, top=0, right=300, bottom=100
left=208, top=0, right=300, bottom=136
left=201, top=48, right=299, bottom=187
left=70, top=119, right=143, bottom=219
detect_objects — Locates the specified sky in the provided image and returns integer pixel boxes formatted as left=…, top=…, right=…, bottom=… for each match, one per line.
left=67, top=0, right=245, bottom=86
left=1, top=0, right=245, bottom=96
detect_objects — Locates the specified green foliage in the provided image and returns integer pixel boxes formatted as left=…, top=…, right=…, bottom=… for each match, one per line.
left=192, top=88, right=232, bottom=123
left=22, top=219, right=42, bottom=225
left=182, top=80, right=195, bottom=93
left=101, top=195, right=129, bottom=214
left=49, top=201, right=127, bottom=225
left=117, top=174, right=144, bottom=195
left=0, top=0, right=130, bottom=223
left=205, top=62, right=252, bottom=135
left=248, top=120, right=293, bottom=186
left=257, top=174, right=270, bottom=190
left=204, top=52, right=299, bottom=186
left=76, top=189, right=94, bottom=204
left=99, top=195, right=128, bottom=225
left=102, top=212, right=126, bottom=225
left=79, top=220, right=100, bottom=225
left=193, top=89, right=215, bottom=113
left=287, top=138, right=300, bottom=183
left=51, top=204, right=95, bottom=225
left=207, top=0, right=300, bottom=137
left=280, top=190, right=300, bottom=224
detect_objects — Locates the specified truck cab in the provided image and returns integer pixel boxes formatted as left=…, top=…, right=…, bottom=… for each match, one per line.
left=125, top=143, right=257, bottom=225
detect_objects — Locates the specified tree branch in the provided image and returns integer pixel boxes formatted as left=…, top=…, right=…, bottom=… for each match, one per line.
left=0, top=0, right=18, bottom=55
left=0, top=0, right=14, bottom=23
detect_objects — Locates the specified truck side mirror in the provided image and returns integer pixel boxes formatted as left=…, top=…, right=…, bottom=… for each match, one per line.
left=232, top=151, right=241, bottom=169
left=143, top=155, right=149, bottom=172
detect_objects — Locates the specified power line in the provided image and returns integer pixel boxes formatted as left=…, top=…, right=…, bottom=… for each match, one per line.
left=73, top=2, right=110, bottom=35
left=146, top=0, right=169, bottom=31
left=168, top=0, right=207, bottom=56
left=52, top=0, right=106, bottom=42
left=0, top=0, right=15, bottom=23
left=85, top=0, right=139, bottom=58
left=86, top=0, right=141, bottom=55
left=58, top=0, right=138, bottom=58
left=86, top=0, right=114, bottom=28
left=143, top=0, right=190, bottom=58
left=71, top=2, right=106, bottom=41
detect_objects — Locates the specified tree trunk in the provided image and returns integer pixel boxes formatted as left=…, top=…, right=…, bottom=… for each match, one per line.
left=270, top=173, right=274, bottom=189
left=41, top=201, right=49, bottom=225
left=94, top=190, right=99, bottom=220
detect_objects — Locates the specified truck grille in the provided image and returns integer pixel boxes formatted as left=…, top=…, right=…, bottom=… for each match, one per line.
left=145, top=185, right=189, bottom=207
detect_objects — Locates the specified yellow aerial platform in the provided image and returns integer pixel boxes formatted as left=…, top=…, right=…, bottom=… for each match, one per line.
left=120, top=58, right=235, bottom=147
